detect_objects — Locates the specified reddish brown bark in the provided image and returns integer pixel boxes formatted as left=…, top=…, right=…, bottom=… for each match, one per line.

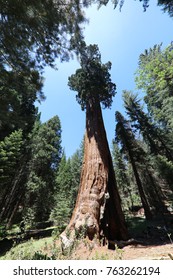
left=61, top=99, right=128, bottom=247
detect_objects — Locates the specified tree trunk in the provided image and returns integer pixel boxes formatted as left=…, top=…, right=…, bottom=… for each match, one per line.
left=128, top=155, right=153, bottom=220
left=61, top=99, right=128, bottom=247
left=0, top=157, right=28, bottom=227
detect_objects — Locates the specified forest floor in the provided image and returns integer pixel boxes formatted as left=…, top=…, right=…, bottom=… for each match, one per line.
left=67, top=240, right=173, bottom=260
left=1, top=236, right=172, bottom=260
left=1, top=215, right=173, bottom=260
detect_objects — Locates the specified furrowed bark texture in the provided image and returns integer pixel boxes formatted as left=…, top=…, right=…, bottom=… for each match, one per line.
left=61, top=99, right=128, bottom=246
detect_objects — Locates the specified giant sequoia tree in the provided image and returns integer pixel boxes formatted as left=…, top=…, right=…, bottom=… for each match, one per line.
left=60, top=45, right=128, bottom=248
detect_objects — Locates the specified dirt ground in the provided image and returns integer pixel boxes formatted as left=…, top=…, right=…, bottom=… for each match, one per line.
left=119, top=243, right=173, bottom=260
left=69, top=241, right=173, bottom=260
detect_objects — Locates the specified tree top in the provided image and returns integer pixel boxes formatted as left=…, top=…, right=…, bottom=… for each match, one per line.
left=68, top=44, right=116, bottom=110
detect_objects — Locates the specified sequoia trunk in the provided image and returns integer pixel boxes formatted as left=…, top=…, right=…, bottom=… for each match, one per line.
left=61, top=98, right=128, bottom=246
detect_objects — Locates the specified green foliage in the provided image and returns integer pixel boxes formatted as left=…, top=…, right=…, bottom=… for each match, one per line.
left=23, top=115, right=62, bottom=224
left=0, top=62, right=44, bottom=140
left=68, top=44, right=116, bottom=110
left=112, top=141, right=138, bottom=210
left=0, top=129, right=23, bottom=203
left=0, top=237, right=59, bottom=260
left=100, top=0, right=173, bottom=15
left=70, top=140, right=84, bottom=209
left=131, top=43, right=173, bottom=201
left=135, top=44, right=173, bottom=130
left=50, top=141, right=83, bottom=232
left=50, top=154, right=73, bottom=230
left=155, top=155, right=173, bottom=189
left=157, top=0, right=173, bottom=17
left=0, top=0, right=85, bottom=70
left=123, top=90, right=173, bottom=161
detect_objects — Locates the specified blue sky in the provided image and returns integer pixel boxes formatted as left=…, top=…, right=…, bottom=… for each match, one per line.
left=38, top=1, right=173, bottom=158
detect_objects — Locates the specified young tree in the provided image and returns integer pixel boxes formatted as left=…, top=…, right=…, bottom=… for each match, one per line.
left=50, top=153, right=72, bottom=232
left=61, top=44, right=128, bottom=248
left=70, top=140, right=84, bottom=210
left=50, top=142, right=83, bottom=233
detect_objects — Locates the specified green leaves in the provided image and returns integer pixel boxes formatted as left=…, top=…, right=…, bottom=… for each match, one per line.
left=135, top=43, right=173, bottom=130
left=0, top=0, right=85, bottom=70
left=0, top=63, right=44, bottom=140
left=22, top=115, right=62, bottom=224
left=68, top=44, right=116, bottom=110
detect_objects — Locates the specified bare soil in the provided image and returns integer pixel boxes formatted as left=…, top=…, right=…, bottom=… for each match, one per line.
left=122, top=243, right=173, bottom=260
left=68, top=240, right=173, bottom=260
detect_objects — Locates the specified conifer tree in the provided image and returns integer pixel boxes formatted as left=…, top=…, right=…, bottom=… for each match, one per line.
left=50, top=153, right=72, bottom=232
left=135, top=44, right=173, bottom=131
left=123, top=91, right=173, bottom=161
left=112, top=141, right=137, bottom=211
left=115, top=111, right=153, bottom=219
left=23, top=115, right=62, bottom=225
left=0, top=129, right=23, bottom=217
left=61, top=44, right=128, bottom=248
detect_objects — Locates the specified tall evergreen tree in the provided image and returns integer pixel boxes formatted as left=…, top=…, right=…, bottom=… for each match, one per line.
left=112, top=141, right=138, bottom=211
left=0, top=63, right=44, bottom=140
left=0, top=129, right=23, bottom=215
left=50, top=142, right=84, bottom=233
left=123, top=91, right=173, bottom=161
left=135, top=44, right=173, bottom=131
left=23, top=115, right=62, bottom=225
left=70, top=140, right=84, bottom=210
left=115, top=111, right=153, bottom=219
left=61, top=44, right=128, bottom=249
left=50, top=153, right=73, bottom=232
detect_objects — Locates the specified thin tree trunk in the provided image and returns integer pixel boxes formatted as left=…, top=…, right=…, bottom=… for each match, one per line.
left=129, top=156, right=152, bottom=220
left=61, top=99, right=128, bottom=247
left=0, top=157, right=28, bottom=227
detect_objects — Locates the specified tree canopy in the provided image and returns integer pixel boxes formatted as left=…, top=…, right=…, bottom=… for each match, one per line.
left=135, top=43, right=173, bottom=130
left=0, top=0, right=86, bottom=70
left=68, top=44, right=116, bottom=110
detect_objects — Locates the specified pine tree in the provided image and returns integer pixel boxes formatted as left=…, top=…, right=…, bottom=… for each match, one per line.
left=50, top=153, right=72, bottom=232
left=135, top=44, right=173, bottom=131
left=123, top=91, right=173, bottom=161
left=0, top=0, right=86, bottom=70
left=0, top=129, right=23, bottom=215
left=112, top=141, right=138, bottom=211
left=115, top=111, right=153, bottom=219
left=70, top=140, right=84, bottom=210
left=0, top=63, right=44, bottom=141
left=23, top=115, right=62, bottom=225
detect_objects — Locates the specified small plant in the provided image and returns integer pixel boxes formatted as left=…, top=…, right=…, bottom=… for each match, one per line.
left=31, top=251, right=53, bottom=260
left=93, top=251, right=110, bottom=260
left=163, top=226, right=173, bottom=244
left=114, top=245, right=124, bottom=260
left=51, top=227, right=61, bottom=238
left=66, top=228, right=71, bottom=239
left=0, top=226, right=6, bottom=239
